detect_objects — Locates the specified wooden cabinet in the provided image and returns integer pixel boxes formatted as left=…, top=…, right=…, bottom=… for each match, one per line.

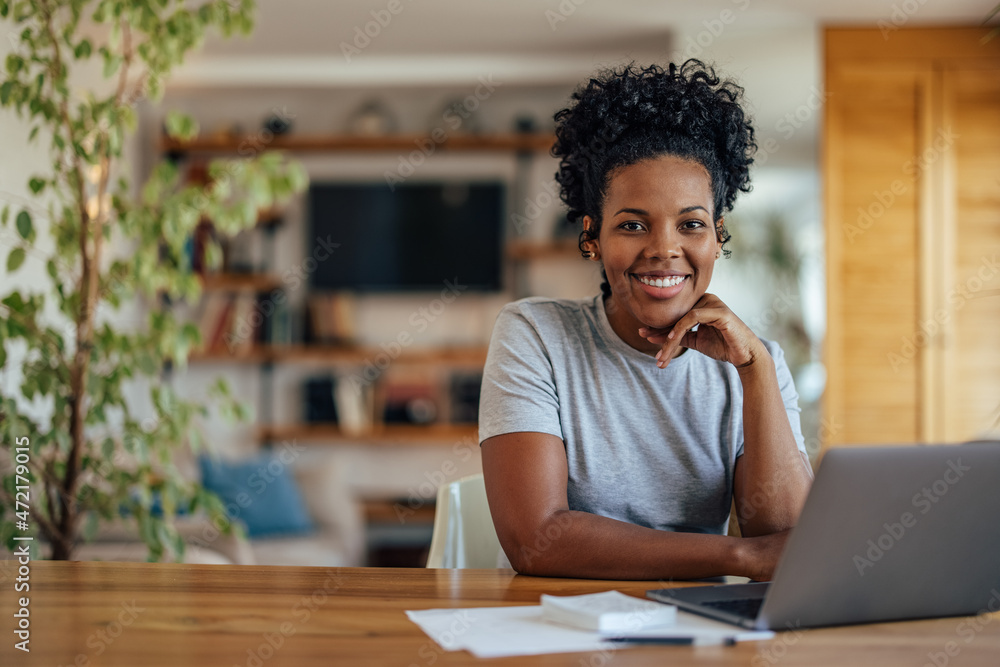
left=824, top=27, right=1000, bottom=447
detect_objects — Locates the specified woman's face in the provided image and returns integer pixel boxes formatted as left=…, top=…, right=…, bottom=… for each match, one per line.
left=584, top=154, right=722, bottom=353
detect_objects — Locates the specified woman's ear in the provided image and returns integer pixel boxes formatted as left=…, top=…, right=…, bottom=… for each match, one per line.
left=715, top=217, right=725, bottom=258
left=581, top=216, right=601, bottom=261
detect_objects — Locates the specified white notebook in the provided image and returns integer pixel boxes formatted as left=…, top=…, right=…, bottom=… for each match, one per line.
left=540, top=591, right=677, bottom=633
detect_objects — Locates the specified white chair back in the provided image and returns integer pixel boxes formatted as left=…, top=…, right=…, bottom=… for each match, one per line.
left=425, top=473, right=504, bottom=568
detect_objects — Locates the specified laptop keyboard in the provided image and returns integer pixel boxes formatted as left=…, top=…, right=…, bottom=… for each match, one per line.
left=701, top=597, right=764, bottom=619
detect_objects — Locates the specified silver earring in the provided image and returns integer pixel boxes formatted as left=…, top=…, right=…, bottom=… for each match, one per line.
left=583, top=251, right=595, bottom=259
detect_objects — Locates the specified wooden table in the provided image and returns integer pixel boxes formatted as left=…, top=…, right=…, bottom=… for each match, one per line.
left=2, top=560, right=999, bottom=666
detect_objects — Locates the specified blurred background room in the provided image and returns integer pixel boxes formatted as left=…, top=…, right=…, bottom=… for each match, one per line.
left=1, top=0, right=997, bottom=567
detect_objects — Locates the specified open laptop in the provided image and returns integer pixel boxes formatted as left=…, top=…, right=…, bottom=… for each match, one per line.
left=647, top=442, right=1000, bottom=630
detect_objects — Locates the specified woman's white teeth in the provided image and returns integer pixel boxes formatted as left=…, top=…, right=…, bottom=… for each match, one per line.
left=638, top=275, right=685, bottom=288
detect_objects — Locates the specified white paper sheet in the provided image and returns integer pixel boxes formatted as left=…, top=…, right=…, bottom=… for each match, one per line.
left=406, top=603, right=774, bottom=659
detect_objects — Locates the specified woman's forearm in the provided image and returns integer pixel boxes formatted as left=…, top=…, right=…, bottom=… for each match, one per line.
left=736, top=356, right=813, bottom=536
left=505, top=509, right=751, bottom=580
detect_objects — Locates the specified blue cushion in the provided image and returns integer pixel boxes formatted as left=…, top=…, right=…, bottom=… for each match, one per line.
left=199, top=453, right=316, bottom=538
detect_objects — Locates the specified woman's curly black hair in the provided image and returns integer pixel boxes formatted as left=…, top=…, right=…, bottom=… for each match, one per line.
left=552, top=59, right=757, bottom=294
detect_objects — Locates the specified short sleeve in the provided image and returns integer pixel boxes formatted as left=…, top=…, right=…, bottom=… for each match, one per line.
left=734, top=340, right=806, bottom=459
left=478, top=303, right=563, bottom=443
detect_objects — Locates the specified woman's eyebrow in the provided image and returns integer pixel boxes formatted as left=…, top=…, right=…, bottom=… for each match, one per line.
left=613, top=207, right=649, bottom=216
left=613, top=205, right=710, bottom=216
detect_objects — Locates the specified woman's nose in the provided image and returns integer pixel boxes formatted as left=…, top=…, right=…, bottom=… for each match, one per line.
left=642, top=225, right=681, bottom=259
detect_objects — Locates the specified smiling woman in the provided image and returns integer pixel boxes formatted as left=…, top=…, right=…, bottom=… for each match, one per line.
left=479, top=60, right=814, bottom=581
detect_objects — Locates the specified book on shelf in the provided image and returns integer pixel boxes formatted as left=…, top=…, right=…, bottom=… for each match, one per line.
left=334, top=376, right=374, bottom=436
left=195, top=292, right=292, bottom=355
left=227, top=294, right=257, bottom=355
left=307, top=292, right=357, bottom=344
left=379, top=376, right=440, bottom=425
left=185, top=220, right=218, bottom=275
left=303, top=376, right=339, bottom=424
left=198, top=293, right=235, bottom=353
left=449, top=371, right=482, bottom=424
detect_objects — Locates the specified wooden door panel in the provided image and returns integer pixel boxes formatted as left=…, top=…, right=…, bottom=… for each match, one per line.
left=824, top=28, right=1000, bottom=448
left=945, top=67, right=1000, bottom=440
left=826, top=67, right=921, bottom=444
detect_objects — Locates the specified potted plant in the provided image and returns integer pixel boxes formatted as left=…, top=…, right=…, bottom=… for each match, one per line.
left=0, top=0, right=307, bottom=560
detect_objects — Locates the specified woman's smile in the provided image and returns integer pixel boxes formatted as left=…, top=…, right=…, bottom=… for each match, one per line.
left=632, top=272, right=688, bottom=297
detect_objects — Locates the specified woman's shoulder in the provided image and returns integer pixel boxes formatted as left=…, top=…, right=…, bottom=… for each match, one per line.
left=491, top=296, right=603, bottom=351
left=497, top=295, right=600, bottom=327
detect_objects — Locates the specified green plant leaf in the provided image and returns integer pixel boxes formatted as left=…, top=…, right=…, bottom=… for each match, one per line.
left=170, top=531, right=185, bottom=561
left=74, top=39, right=92, bottom=60
left=137, top=352, right=157, bottom=375
left=1, top=205, right=8, bottom=226
left=83, top=512, right=99, bottom=541
left=16, top=210, right=32, bottom=238
left=28, top=178, right=45, bottom=194
left=0, top=521, right=15, bottom=551
left=36, top=372, right=51, bottom=395
left=6, top=248, right=26, bottom=272
left=5, top=54, right=23, bottom=76
left=164, top=111, right=199, bottom=142
left=1, top=292, right=25, bottom=312
left=0, top=81, right=13, bottom=106
left=102, top=53, right=122, bottom=78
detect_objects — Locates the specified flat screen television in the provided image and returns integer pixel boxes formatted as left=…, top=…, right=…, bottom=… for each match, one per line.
left=307, top=181, right=505, bottom=292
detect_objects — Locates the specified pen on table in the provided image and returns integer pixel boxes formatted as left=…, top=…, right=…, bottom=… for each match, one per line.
left=605, top=636, right=737, bottom=646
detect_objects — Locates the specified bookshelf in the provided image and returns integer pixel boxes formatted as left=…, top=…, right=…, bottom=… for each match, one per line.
left=171, top=130, right=560, bottom=450
left=163, top=128, right=574, bottom=566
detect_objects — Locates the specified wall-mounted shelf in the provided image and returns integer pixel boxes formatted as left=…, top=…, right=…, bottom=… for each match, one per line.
left=162, top=132, right=555, bottom=155
left=363, top=498, right=436, bottom=525
left=199, top=272, right=283, bottom=292
left=258, top=423, right=478, bottom=445
left=189, top=344, right=488, bottom=366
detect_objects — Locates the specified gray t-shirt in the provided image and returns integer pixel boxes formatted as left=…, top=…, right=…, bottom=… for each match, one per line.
left=479, top=295, right=806, bottom=535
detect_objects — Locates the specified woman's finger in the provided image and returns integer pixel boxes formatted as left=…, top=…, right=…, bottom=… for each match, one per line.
left=654, top=313, right=703, bottom=368
left=638, top=326, right=671, bottom=344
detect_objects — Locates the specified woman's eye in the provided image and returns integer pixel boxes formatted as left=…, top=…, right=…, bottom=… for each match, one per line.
left=681, top=219, right=707, bottom=230
left=620, top=221, right=643, bottom=231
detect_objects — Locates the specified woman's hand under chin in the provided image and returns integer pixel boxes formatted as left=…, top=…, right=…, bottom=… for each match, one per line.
left=638, top=293, right=767, bottom=370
